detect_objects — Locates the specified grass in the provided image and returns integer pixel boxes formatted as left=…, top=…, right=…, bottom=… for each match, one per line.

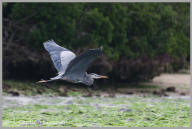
left=3, top=80, right=84, bottom=96
left=3, top=79, right=190, bottom=127
left=3, top=79, right=161, bottom=97
left=2, top=96, right=190, bottom=127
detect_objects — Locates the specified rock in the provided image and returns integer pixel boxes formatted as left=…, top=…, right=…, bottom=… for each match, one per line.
left=126, top=118, right=134, bottom=121
left=153, top=90, right=168, bottom=96
left=180, top=92, right=186, bottom=96
left=97, top=106, right=102, bottom=110
left=8, top=91, right=20, bottom=96
left=65, top=107, right=71, bottom=110
left=166, top=87, right=176, bottom=92
left=153, top=90, right=160, bottom=95
left=126, top=92, right=133, bottom=95
left=66, top=100, right=73, bottom=104
left=119, top=108, right=132, bottom=112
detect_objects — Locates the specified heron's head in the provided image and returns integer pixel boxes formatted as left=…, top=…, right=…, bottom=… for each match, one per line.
left=90, top=73, right=108, bottom=79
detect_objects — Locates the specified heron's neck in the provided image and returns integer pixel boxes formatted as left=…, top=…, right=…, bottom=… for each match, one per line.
left=84, top=73, right=94, bottom=86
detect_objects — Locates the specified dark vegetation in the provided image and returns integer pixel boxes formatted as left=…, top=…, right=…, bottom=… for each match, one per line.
left=3, top=3, right=190, bottom=83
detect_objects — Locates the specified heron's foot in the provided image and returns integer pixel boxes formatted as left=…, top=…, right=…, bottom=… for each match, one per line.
left=36, top=79, right=47, bottom=83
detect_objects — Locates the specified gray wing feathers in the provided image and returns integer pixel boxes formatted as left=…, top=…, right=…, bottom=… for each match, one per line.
left=43, top=40, right=76, bottom=75
left=43, top=40, right=69, bottom=52
left=64, top=48, right=103, bottom=76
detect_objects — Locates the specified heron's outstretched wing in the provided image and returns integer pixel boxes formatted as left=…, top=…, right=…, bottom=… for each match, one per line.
left=43, top=40, right=76, bottom=75
left=64, top=47, right=103, bottom=77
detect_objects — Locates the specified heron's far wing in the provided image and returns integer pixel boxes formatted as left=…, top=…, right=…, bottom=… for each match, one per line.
left=64, top=47, right=103, bottom=77
left=43, top=40, right=76, bottom=74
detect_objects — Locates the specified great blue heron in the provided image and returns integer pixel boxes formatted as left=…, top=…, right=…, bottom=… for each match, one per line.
left=37, top=40, right=108, bottom=86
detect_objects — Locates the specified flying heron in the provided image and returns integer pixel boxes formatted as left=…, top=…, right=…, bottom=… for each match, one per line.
left=37, top=40, right=108, bottom=86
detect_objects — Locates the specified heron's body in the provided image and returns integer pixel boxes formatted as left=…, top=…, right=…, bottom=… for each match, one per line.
left=37, top=40, right=108, bottom=86
left=61, top=72, right=94, bottom=86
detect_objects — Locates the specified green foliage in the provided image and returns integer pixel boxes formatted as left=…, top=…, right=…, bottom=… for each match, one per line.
left=3, top=3, right=190, bottom=82
left=3, top=3, right=190, bottom=60
left=3, top=96, right=190, bottom=127
left=67, top=91, right=82, bottom=96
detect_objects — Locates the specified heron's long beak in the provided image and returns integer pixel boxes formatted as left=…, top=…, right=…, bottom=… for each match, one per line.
left=100, top=75, right=109, bottom=79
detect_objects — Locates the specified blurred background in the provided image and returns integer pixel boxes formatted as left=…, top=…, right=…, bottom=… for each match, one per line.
left=3, top=2, right=190, bottom=95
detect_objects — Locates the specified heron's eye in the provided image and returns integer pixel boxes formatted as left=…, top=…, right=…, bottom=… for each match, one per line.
left=91, top=73, right=96, bottom=76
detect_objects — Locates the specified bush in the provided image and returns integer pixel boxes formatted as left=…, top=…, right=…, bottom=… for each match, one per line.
left=3, top=3, right=190, bottom=82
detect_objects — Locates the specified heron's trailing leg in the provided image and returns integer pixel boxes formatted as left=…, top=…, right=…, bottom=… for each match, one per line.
left=36, top=79, right=54, bottom=83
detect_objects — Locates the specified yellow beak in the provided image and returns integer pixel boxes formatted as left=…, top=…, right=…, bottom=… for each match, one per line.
left=100, top=75, right=109, bottom=79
